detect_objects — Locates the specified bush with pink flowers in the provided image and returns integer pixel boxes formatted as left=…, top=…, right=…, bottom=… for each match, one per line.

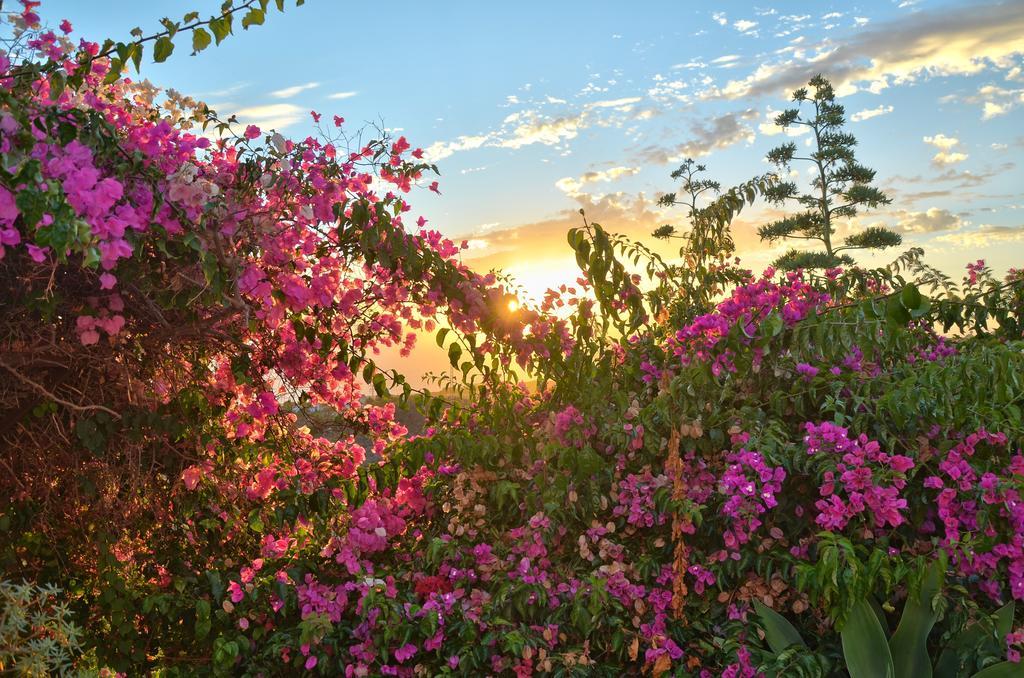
left=2, top=3, right=1024, bottom=677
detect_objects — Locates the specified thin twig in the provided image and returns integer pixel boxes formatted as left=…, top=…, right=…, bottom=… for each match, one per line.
left=0, top=357, right=122, bottom=419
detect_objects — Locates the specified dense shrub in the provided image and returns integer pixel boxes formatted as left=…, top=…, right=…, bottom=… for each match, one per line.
left=2, top=2, right=1024, bottom=676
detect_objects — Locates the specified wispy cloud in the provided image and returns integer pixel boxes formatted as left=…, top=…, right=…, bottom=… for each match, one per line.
left=232, top=103, right=303, bottom=130
left=937, top=223, right=1024, bottom=246
left=270, top=82, right=319, bottom=99
left=555, top=166, right=641, bottom=197
left=850, top=105, right=894, bottom=121
left=424, top=97, right=649, bottom=162
left=424, top=134, right=491, bottom=162
left=711, top=54, right=741, bottom=66
left=635, top=109, right=758, bottom=164
left=328, top=91, right=358, bottom=100
left=701, top=2, right=1024, bottom=100
left=733, top=19, right=758, bottom=33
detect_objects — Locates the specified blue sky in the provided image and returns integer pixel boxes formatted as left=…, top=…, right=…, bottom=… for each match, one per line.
left=36, top=0, right=1024, bottom=298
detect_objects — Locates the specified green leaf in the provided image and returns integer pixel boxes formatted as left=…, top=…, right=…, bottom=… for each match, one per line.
left=970, top=662, right=1024, bottom=678
left=49, top=71, right=65, bottom=100
left=129, top=43, right=143, bottom=71
left=900, top=283, right=923, bottom=312
left=241, top=8, right=265, bottom=28
left=210, top=17, right=231, bottom=45
left=153, top=36, right=175, bottom=63
left=889, top=561, right=943, bottom=678
left=886, top=295, right=911, bottom=326
left=936, top=601, right=1015, bottom=678
left=195, top=599, right=211, bottom=640
left=192, top=27, right=212, bottom=52
left=448, top=342, right=462, bottom=368
left=995, top=601, right=1016, bottom=639
left=842, top=599, right=895, bottom=678
left=435, top=327, right=450, bottom=348
left=753, top=599, right=806, bottom=654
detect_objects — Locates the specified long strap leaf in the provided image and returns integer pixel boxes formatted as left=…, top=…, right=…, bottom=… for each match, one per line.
left=842, top=599, right=895, bottom=678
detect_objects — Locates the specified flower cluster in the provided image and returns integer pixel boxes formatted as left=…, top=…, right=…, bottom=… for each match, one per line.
left=717, top=446, right=785, bottom=557
left=805, top=422, right=913, bottom=531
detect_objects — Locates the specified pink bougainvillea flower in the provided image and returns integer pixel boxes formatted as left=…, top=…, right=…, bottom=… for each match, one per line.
left=26, top=244, right=49, bottom=262
left=394, top=643, right=417, bottom=663
left=181, top=466, right=203, bottom=490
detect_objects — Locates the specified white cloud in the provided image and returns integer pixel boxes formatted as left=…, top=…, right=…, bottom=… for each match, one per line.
left=984, top=101, right=1009, bottom=118
left=587, top=96, right=643, bottom=109
left=895, top=207, right=963, bottom=233
left=328, top=91, right=358, bottom=100
left=712, top=11, right=727, bottom=25
left=850, top=105, right=894, bottom=121
left=555, top=166, right=641, bottom=197
left=423, top=134, right=490, bottom=162
left=672, top=60, right=707, bottom=70
left=232, top=103, right=303, bottom=130
left=270, top=82, right=319, bottom=99
left=701, top=3, right=1024, bottom=100
left=937, top=224, right=1024, bottom=246
left=499, top=113, right=582, bottom=149
left=923, top=134, right=969, bottom=165
left=734, top=20, right=758, bottom=32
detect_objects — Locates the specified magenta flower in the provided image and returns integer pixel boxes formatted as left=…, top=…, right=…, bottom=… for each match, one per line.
left=394, top=643, right=417, bottom=663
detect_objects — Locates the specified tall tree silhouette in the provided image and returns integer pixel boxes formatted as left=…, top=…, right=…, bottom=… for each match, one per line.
left=759, top=75, right=900, bottom=269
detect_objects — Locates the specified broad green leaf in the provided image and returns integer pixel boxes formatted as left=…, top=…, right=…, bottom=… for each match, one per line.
left=971, top=662, right=1024, bottom=678
left=995, top=601, right=1016, bottom=639
left=753, top=599, right=806, bottom=654
left=448, top=342, right=462, bottom=368
left=870, top=598, right=890, bottom=636
left=435, top=327, right=450, bottom=348
left=192, top=27, right=212, bottom=52
left=241, top=8, right=265, bottom=28
left=153, top=36, right=175, bottom=63
left=889, top=561, right=943, bottom=678
left=901, top=283, right=923, bottom=312
left=195, top=599, right=211, bottom=639
left=210, top=16, right=231, bottom=44
left=842, top=599, right=895, bottom=678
